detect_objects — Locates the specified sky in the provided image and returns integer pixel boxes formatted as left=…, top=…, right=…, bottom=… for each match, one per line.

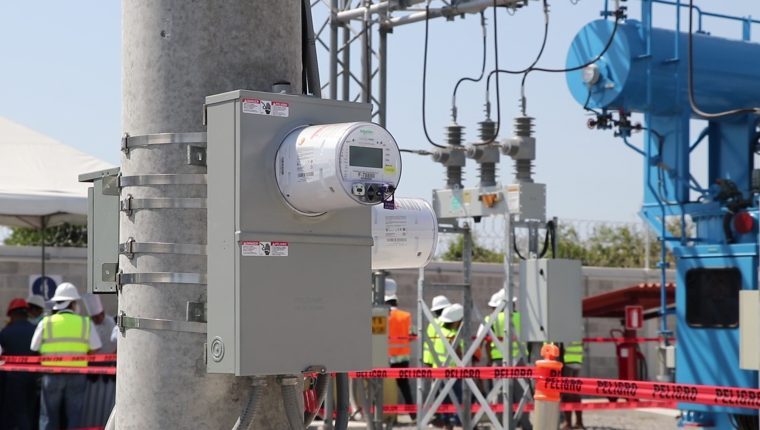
left=0, top=1, right=758, bottom=223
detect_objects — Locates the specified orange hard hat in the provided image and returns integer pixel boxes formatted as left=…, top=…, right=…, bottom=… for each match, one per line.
left=7, top=298, right=28, bottom=316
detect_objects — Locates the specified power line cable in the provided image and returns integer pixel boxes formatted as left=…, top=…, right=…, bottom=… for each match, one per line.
left=450, top=11, right=488, bottom=123
left=421, top=3, right=448, bottom=149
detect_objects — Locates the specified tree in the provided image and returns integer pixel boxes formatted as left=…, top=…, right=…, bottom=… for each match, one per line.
left=440, top=222, right=677, bottom=268
left=441, top=235, right=504, bottom=263
left=4, top=224, right=87, bottom=247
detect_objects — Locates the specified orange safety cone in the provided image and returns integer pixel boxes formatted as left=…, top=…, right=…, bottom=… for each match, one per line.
left=534, top=343, right=564, bottom=430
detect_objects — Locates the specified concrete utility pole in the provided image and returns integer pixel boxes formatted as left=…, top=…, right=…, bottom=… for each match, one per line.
left=119, top=2, right=301, bottom=428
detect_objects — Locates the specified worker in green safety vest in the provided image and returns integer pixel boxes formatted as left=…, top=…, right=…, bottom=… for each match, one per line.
left=423, top=295, right=451, bottom=367
left=560, top=340, right=584, bottom=430
left=478, top=290, right=533, bottom=429
left=432, top=303, right=464, bottom=430
left=30, top=282, right=102, bottom=430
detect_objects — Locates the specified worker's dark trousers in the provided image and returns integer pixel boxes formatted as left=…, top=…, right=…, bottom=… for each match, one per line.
left=390, top=361, right=415, bottom=418
left=39, top=374, right=86, bottom=430
left=0, top=372, right=38, bottom=430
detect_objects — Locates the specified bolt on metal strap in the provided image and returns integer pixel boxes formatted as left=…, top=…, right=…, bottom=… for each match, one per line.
left=120, top=174, right=207, bottom=187
left=120, top=238, right=206, bottom=259
left=120, top=194, right=207, bottom=215
left=121, top=132, right=207, bottom=154
left=117, top=272, right=207, bottom=285
left=117, top=312, right=207, bottom=335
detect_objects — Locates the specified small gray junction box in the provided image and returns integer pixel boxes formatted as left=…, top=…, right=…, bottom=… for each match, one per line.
left=205, top=90, right=374, bottom=376
left=519, top=258, right=583, bottom=343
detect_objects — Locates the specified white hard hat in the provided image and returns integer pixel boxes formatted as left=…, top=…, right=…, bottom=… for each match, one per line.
left=384, top=293, right=399, bottom=302
left=384, top=278, right=398, bottom=296
left=50, top=282, right=81, bottom=310
left=26, top=294, right=46, bottom=309
left=488, top=290, right=507, bottom=307
left=82, top=293, right=104, bottom=316
left=439, top=303, right=464, bottom=323
left=431, top=295, right=451, bottom=312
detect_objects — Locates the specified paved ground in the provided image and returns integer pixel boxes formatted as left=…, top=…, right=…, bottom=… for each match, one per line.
left=313, top=407, right=680, bottom=429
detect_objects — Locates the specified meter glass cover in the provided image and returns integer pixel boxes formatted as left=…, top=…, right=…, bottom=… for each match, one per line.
left=349, top=146, right=383, bottom=169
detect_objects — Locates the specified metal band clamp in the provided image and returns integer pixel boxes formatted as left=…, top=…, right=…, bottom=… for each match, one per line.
left=117, top=272, right=207, bottom=285
left=120, top=238, right=207, bottom=259
left=120, top=174, right=207, bottom=187
left=120, top=195, right=207, bottom=214
left=121, top=132, right=207, bottom=153
left=117, top=312, right=207, bottom=335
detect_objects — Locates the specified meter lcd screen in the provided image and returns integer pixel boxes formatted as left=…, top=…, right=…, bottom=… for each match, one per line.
left=349, top=146, right=383, bottom=168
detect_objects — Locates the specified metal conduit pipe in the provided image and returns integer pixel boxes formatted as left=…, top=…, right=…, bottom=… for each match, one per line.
left=304, top=373, right=330, bottom=427
left=335, top=373, right=350, bottom=430
left=232, top=377, right=267, bottom=430
left=281, top=376, right=304, bottom=430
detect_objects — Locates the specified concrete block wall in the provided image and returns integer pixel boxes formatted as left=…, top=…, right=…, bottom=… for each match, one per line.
left=0, top=245, right=117, bottom=319
left=388, top=262, right=675, bottom=380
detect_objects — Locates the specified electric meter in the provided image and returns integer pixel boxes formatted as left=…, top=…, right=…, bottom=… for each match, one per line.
left=371, top=198, right=438, bottom=270
left=276, top=122, right=402, bottom=215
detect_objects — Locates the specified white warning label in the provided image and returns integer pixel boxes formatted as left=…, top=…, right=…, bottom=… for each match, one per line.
left=241, top=98, right=290, bottom=117
left=383, top=216, right=408, bottom=246
left=240, top=241, right=289, bottom=257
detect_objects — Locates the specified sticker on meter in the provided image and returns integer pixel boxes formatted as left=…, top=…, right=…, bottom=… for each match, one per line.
left=241, top=241, right=289, bottom=257
left=241, top=98, right=289, bottom=117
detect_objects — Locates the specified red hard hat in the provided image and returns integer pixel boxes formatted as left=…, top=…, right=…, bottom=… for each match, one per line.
left=7, top=298, right=28, bottom=316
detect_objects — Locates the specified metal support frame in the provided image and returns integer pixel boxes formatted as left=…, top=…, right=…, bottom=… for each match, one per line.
left=414, top=222, right=532, bottom=430
left=312, top=0, right=525, bottom=127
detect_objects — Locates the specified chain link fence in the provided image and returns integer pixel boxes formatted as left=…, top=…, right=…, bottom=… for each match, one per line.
left=435, top=217, right=656, bottom=269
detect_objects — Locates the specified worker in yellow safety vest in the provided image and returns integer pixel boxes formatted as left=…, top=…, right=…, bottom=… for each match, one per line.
left=561, top=341, right=584, bottom=430
left=423, top=295, right=451, bottom=367
left=30, top=282, right=102, bottom=430
left=478, top=290, right=533, bottom=429
left=432, top=303, right=465, bottom=430
left=385, top=278, right=416, bottom=418
left=478, top=290, right=526, bottom=364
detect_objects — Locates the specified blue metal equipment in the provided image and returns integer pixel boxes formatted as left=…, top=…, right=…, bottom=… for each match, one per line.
left=566, top=2, right=760, bottom=428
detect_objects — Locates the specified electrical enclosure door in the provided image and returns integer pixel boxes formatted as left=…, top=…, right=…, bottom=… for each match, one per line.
left=205, top=90, right=374, bottom=376
left=675, top=244, right=759, bottom=414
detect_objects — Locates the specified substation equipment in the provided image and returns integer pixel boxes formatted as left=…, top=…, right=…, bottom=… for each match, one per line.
left=566, top=2, right=760, bottom=428
left=422, top=110, right=583, bottom=429
left=81, top=90, right=439, bottom=423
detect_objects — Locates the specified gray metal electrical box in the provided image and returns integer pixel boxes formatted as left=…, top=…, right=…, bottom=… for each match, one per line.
left=79, top=168, right=121, bottom=294
left=519, top=258, right=582, bottom=343
left=205, top=90, right=373, bottom=376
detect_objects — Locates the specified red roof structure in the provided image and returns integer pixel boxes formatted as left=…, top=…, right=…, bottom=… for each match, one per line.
left=582, top=283, right=676, bottom=319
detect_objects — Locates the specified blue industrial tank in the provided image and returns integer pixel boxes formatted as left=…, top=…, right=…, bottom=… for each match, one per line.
left=566, top=19, right=760, bottom=116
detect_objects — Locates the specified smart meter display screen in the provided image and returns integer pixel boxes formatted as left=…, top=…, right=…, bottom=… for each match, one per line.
left=349, top=146, right=383, bottom=168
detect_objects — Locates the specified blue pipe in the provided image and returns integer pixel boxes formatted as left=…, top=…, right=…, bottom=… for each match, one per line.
left=642, top=129, right=671, bottom=336
left=621, top=135, right=645, bottom=156
left=652, top=0, right=760, bottom=32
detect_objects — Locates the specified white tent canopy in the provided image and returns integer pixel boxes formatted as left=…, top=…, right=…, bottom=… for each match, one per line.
left=0, top=117, right=114, bottom=228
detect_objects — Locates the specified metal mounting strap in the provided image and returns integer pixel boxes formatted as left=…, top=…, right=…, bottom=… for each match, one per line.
left=120, top=239, right=206, bottom=259
left=120, top=174, right=207, bottom=187
left=117, top=312, right=207, bottom=334
left=121, top=132, right=207, bottom=153
left=120, top=195, right=207, bottom=214
left=118, top=272, right=207, bottom=285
